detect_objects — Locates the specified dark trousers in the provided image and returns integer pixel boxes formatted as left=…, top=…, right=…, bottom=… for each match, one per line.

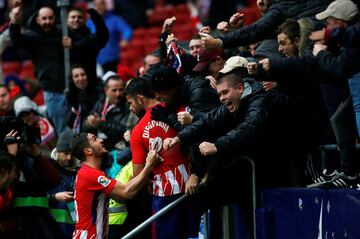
left=101, top=60, right=119, bottom=73
left=330, top=96, right=358, bottom=175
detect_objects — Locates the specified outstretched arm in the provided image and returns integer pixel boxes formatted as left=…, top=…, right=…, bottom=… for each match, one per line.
left=110, top=150, right=161, bottom=202
left=219, top=7, right=283, bottom=48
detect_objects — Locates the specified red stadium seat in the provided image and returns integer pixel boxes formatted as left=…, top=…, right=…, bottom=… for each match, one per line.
left=144, top=38, right=159, bottom=54
left=19, top=60, right=35, bottom=80
left=126, top=40, right=145, bottom=58
left=175, top=4, right=190, bottom=15
left=238, top=6, right=261, bottom=26
left=174, top=24, right=197, bottom=41
left=32, top=88, right=45, bottom=106
left=146, top=27, right=162, bottom=38
left=148, top=6, right=176, bottom=26
left=117, top=64, right=136, bottom=81
left=2, top=61, right=21, bottom=77
left=132, top=28, right=147, bottom=40
left=174, top=13, right=189, bottom=24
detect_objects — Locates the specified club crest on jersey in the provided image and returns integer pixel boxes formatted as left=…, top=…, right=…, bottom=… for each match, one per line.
left=97, top=176, right=111, bottom=187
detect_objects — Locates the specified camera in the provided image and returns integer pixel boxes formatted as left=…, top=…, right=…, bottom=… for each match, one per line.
left=0, top=116, right=42, bottom=147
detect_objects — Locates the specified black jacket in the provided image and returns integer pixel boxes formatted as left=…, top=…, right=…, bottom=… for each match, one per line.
left=10, top=21, right=66, bottom=92
left=70, top=9, right=109, bottom=84
left=176, top=78, right=305, bottom=186
left=182, top=75, right=222, bottom=121
left=66, top=82, right=99, bottom=131
left=326, top=19, right=360, bottom=48
left=151, top=75, right=222, bottom=132
left=257, top=56, right=334, bottom=147
left=220, top=0, right=331, bottom=48
left=316, top=46, right=360, bottom=81
left=83, top=98, right=132, bottom=150
left=177, top=79, right=282, bottom=156
left=314, top=18, right=360, bottom=81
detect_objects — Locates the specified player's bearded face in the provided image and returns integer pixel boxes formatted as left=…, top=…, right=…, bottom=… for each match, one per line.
left=127, top=95, right=145, bottom=118
left=89, top=136, right=108, bottom=156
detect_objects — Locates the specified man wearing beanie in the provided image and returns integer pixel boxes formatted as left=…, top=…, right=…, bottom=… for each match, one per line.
left=47, top=130, right=80, bottom=239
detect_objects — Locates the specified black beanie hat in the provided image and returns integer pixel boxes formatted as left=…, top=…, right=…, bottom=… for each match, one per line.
left=56, top=130, right=77, bottom=153
left=150, top=66, right=183, bottom=92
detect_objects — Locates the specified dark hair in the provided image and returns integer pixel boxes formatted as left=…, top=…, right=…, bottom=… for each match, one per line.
left=125, top=77, right=155, bottom=98
left=4, top=75, right=27, bottom=96
left=69, top=63, right=86, bottom=80
left=0, top=84, right=9, bottom=92
left=0, top=150, right=15, bottom=173
left=69, top=132, right=89, bottom=162
left=105, top=75, right=124, bottom=87
left=150, top=66, right=183, bottom=92
left=277, top=19, right=300, bottom=42
left=37, top=6, right=56, bottom=17
left=191, top=33, right=201, bottom=40
left=68, top=7, right=85, bottom=15
left=217, top=69, right=244, bottom=87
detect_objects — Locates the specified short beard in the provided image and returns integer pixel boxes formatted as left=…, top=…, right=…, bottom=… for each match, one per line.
left=92, top=147, right=107, bottom=158
left=135, top=109, right=146, bottom=119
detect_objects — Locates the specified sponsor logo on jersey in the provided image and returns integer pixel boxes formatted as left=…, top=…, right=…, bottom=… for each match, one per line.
left=97, top=176, right=111, bottom=187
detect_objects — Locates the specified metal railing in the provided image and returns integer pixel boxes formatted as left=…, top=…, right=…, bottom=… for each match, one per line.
left=122, top=156, right=257, bottom=239
left=121, top=193, right=189, bottom=239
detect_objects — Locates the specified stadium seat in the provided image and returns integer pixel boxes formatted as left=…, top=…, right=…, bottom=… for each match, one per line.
left=2, top=61, right=21, bottom=77
left=19, top=60, right=35, bottom=80
left=175, top=4, right=190, bottom=15
left=144, top=38, right=159, bottom=54
left=146, top=27, right=162, bottom=39
left=238, top=6, right=261, bottom=26
left=132, top=28, right=147, bottom=40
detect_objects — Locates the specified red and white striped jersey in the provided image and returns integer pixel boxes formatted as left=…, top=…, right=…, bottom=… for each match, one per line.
left=131, top=104, right=190, bottom=197
left=73, top=164, right=116, bottom=239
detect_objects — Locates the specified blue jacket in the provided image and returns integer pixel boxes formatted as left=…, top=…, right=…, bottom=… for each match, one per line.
left=87, top=11, right=132, bottom=65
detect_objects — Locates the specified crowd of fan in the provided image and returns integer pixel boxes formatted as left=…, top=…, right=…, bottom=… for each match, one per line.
left=0, top=0, right=360, bottom=238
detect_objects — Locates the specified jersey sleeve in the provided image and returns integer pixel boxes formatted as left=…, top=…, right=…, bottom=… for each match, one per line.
left=130, top=125, right=147, bottom=165
left=81, top=167, right=117, bottom=196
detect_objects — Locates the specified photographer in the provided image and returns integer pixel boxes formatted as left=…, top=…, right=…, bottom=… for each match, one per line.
left=14, top=96, right=56, bottom=157
left=0, top=119, right=62, bottom=238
